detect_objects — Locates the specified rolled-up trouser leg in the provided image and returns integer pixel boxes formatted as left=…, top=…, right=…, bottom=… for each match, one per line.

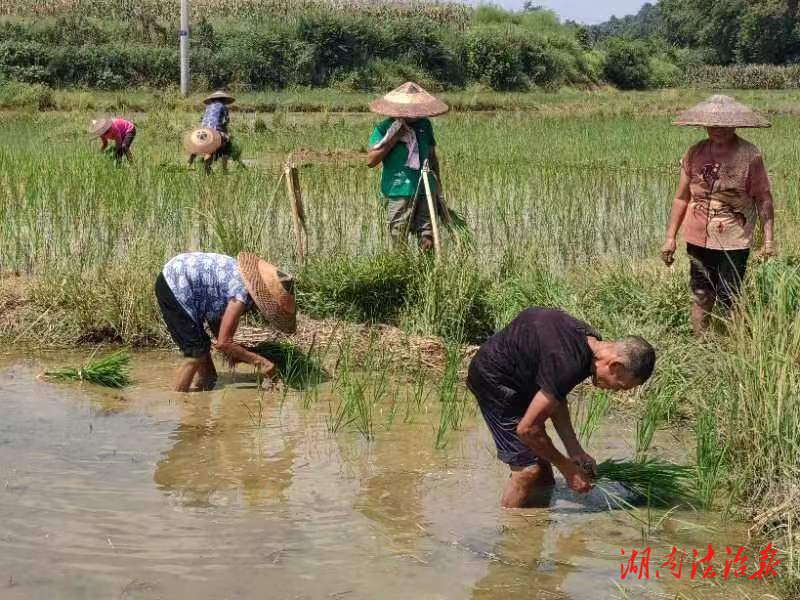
left=386, top=193, right=433, bottom=246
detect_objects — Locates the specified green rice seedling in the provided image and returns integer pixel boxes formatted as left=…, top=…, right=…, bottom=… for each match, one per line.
left=250, top=341, right=328, bottom=391
left=434, top=342, right=467, bottom=449
left=45, top=351, right=132, bottom=388
left=694, top=409, right=728, bottom=511
left=595, top=458, right=697, bottom=508
left=575, top=390, right=610, bottom=446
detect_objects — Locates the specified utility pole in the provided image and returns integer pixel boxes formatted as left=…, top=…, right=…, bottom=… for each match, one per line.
left=180, top=0, right=190, bottom=96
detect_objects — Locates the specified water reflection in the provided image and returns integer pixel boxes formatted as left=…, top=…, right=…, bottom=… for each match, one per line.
left=153, top=394, right=298, bottom=508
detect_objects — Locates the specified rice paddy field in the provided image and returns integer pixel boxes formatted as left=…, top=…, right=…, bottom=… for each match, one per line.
left=1, top=88, right=800, bottom=598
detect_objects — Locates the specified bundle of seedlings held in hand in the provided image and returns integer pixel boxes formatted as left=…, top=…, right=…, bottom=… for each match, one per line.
left=594, top=458, right=697, bottom=508
left=44, top=351, right=132, bottom=389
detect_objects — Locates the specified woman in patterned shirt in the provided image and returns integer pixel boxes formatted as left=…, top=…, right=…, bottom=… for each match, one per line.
left=155, top=252, right=296, bottom=392
left=661, top=95, right=777, bottom=336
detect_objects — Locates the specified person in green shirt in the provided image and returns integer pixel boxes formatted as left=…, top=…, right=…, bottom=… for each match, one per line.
left=366, top=82, right=449, bottom=251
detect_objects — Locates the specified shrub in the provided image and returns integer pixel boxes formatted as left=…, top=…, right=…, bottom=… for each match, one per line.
left=601, top=38, right=653, bottom=90
left=0, top=79, right=54, bottom=109
left=648, top=56, right=682, bottom=88
left=464, top=27, right=529, bottom=90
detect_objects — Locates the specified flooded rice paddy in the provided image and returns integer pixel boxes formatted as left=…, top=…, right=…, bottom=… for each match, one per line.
left=0, top=353, right=774, bottom=599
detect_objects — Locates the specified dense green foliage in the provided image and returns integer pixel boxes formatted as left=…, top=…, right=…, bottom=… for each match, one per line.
left=592, top=0, right=800, bottom=66
left=0, top=4, right=596, bottom=91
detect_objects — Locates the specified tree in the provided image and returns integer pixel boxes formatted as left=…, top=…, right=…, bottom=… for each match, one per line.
left=602, top=38, right=653, bottom=89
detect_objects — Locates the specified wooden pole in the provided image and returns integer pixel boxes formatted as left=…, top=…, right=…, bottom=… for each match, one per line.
left=284, top=161, right=308, bottom=264
left=421, top=160, right=441, bottom=259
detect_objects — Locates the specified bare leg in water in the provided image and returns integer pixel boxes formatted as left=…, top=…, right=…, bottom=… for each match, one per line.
left=501, top=462, right=556, bottom=508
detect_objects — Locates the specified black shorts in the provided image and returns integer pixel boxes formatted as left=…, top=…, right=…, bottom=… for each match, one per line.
left=155, top=273, right=211, bottom=358
left=687, top=243, right=749, bottom=309
left=116, top=127, right=136, bottom=158
left=467, top=365, right=539, bottom=468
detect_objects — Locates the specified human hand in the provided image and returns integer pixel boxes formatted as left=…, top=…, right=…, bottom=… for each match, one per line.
left=561, top=462, right=593, bottom=494
left=661, top=238, right=677, bottom=266
left=757, top=240, right=777, bottom=261
left=570, top=451, right=597, bottom=478
left=254, top=357, right=278, bottom=380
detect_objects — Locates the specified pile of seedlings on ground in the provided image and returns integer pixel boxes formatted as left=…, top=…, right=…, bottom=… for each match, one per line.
left=44, top=351, right=132, bottom=388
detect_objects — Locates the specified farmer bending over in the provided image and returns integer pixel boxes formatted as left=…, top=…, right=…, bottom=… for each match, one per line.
left=467, top=308, right=655, bottom=508
left=662, top=95, right=776, bottom=336
left=188, top=90, right=236, bottom=172
left=89, top=117, right=136, bottom=163
left=367, top=82, right=447, bottom=251
left=155, top=252, right=297, bottom=392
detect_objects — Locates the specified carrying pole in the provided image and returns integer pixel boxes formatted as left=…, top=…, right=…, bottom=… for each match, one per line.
left=421, top=159, right=441, bottom=259
left=180, top=0, right=190, bottom=96
left=284, top=160, right=308, bottom=264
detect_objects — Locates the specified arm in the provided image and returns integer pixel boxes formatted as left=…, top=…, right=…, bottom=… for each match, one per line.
left=367, top=121, right=406, bottom=168
left=516, top=390, right=592, bottom=493
left=661, top=168, right=691, bottom=265
left=213, top=300, right=277, bottom=377
left=551, top=401, right=596, bottom=475
left=754, top=189, right=776, bottom=257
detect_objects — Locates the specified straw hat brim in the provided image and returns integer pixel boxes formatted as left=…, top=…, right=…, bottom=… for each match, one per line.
left=237, top=252, right=297, bottom=334
left=368, top=98, right=449, bottom=119
left=203, top=92, right=236, bottom=105
left=369, top=82, right=449, bottom=119
left=673, top=96, right=771, bottom=129
left=88, top=119, right=112, bottom=138
left=183, top=128, right=223, bottom=155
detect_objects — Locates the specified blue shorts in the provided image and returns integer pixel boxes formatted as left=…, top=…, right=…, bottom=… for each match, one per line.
left=467, top=375, right=539, bottom=468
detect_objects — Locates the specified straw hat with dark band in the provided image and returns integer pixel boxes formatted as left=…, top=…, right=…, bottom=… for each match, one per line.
left=184, top=128, right=223, bottom=155
left=369, top=82, right=449, bottom=119
left=88, top=118, right=112, bottom=138
left=673, top=95, right=771, bottom=129
left=237, top=252, right=297, bottom=334
left=203, top=90, right=236, bottom=105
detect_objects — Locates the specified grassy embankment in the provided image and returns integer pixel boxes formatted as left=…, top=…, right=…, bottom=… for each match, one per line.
left=1, top=90, right=799, bottom=592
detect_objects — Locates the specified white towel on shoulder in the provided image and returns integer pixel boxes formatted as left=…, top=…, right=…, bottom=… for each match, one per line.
left=371, top=119, right=420, bottom=170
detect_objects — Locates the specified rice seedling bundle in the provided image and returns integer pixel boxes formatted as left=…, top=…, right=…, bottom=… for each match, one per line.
left=44, top=351, right=132, bottom=388
left=595, top=458, right=696, bottom=507
left=250, top=341, right=327, bottom=390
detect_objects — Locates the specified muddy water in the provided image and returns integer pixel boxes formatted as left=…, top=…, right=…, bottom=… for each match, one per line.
left=0, top=353, right=773, bottom=599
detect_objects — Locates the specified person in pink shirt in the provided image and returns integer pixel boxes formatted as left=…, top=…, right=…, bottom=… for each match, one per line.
left=662, top=96, right=777, bottom=336
left=88, top=117, right=137, bottom=162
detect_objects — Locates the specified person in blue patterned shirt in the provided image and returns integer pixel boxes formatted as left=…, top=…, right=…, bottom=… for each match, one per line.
left=188, top=90, right=235, bottom=172
left=155, top=252, right=297, bottom=392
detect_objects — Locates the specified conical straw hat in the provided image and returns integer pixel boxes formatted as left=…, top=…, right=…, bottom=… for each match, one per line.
left=673, top=95, right=770, bottom=128
left=369, top=82, right=449, bottom=119
left=88, top=118, right=112, bottom=138
left=183, top=128, right=223, bottom=155
left=237, top=252, right=297, bottom=334
left=203, top=90, right=236, bottom=105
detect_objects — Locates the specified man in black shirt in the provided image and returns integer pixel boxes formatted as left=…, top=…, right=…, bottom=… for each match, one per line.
left=467, top=308, right=656, bottom=508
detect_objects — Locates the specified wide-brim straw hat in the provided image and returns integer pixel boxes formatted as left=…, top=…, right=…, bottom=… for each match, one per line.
left=369, top=82, right=449, bottom=119
left=88, top=118, right=112, bottom=138
left=237, top=252, right=297, bottom=334
left=673, top=95, right=771, bottom=129
left=203, top=90, right=236, bottom=105
left=183, top=128, right=223, bottom=155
